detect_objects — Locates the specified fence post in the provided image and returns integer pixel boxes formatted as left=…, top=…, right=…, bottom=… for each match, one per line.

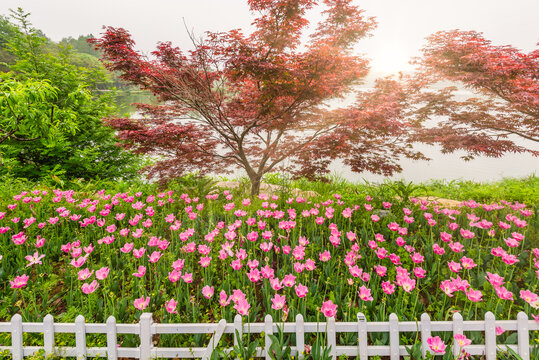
left=264, top=314, right=273, bottom=360
left=327, top=317, right=337, bottom=360
left=452, top=312, right=464, bottom=357
left=11, top=314, right=23, bottom=360
left=296, top=314, right=305, bottom=360
left=43, top=314, right=55, bottom=358
left=517, top=312, right=530, bottom=360
left=389, top=313, right=399, bottom=360
left=484, top=311, right=496, bottom=360
left=233, top=314, right=242, bottom=348
left=139, top=313, right=153, bottom=360
left=357, top=313, right=368, bottom=360
left=75, top=315, right=87, bottom=360
left=420, top=313, right=431, bottom=358
left=106, top=316, right=118, bottom=360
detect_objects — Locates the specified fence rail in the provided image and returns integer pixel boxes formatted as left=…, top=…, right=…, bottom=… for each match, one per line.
left=0, top=311, right=537, bottom=359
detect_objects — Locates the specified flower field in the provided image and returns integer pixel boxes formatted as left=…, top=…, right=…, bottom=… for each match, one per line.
left=0, top=186, right=538, bottom=352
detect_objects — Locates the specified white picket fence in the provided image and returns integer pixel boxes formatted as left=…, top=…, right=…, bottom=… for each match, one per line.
left=0, top=311, right=537, bottom=359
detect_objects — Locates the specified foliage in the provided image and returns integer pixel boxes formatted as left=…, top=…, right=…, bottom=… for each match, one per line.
left=0, top=76, right=78, bottom=150
left=90, top=0, right=428, bottom=195
left=0, top=9, right=145, bottom=182
left=410, top=30, right=539, bottom=160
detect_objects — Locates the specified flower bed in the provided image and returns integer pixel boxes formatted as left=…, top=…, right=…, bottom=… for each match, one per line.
left=0, top=187, right=537, bottom=349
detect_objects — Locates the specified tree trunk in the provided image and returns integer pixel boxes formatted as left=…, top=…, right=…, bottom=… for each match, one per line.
left=250, top=174, right=263, bottom=197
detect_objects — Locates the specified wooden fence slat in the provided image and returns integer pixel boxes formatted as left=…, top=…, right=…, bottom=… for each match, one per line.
left=296, top=314, right=305, bottom=360
left=264, top=315, right=273, bottom=360
left=11, top=314, right=23, bottom=360
left=43, top=314, right=55, bottom=358
left=389, top=313, right=399, bottom=360
left=327, top=316, right=337, bottom=360
left=139, top=313, right=153, bottom=360
left=203, top=319, right=227, bottom=360
left=452, top=312, right=464, bottom=357
left=106, top=316, right=117, bottom=360
left=517, top=312, right=530, bottom=360
left=484, top=312, right=496, bottom=360
left=357, top=313, right=368, bottom=360
left=234, top=315, right=242, bottom=348
left=75, top=315, right=86, bottom=360
left=420, top=313, right=431, bottom=358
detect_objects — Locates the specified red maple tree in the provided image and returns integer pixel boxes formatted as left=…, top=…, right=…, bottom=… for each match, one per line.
left=91, top=0, right=426, bottom=195
left=410, top=30, right=538, bottom=160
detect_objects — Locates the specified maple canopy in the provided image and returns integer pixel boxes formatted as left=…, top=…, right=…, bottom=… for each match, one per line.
left=410, top=30, right=539, bottom=159
left=91, top=0, right=427, bottom=194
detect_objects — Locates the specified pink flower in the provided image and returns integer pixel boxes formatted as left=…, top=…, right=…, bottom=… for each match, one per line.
left=495, top=286, right=514, bottom=300
left=432, top=243, right=445, bottom=255
left=25, top=251, right=45, bottom=267
left=133, top=266, right=146, bottom=278
left=165, top=299, right=178, bottom=314
left=400, top=276, right=416, bottom=293
left=120, top=242, right=134, bottom=253
left=520, top=290, right=539, bottom=308
left=70, top=256, right=88, bottom=268
left=413, top=267, right=426, bottom=278
left=148, top=251, right=162, bottom=263
left=219, top=290, right=230, bottom=306
left=271, top=294, right=286, bottom=310
left=78, top=268, right=94, bottom=280
left=182, top=272, right=193, bottom=283
left=81, top=280, right=99, bottom=294
left=410, top=252, right=424, bottom=264
left=10, top=274, right=29, bottom=289
left=295, top=284, right=309, bottom=298
left=282, top=274, right=296, bottom=287
left=461, top=256, right=476, bottom=269
left=427, top=336, right=446, bottom=354
left=319, top=250, right=331, bottom=262
left=448, top=260, right=462, bottom=273
left=485, top=272, right=504, bottom=287
left=382, top=281, right=395, bottom=295
left=321, top=300, right=337, bottom=318
left=230, top=259, right=243, bottom=270
left=454, top=333, right=471, bottom=347
left=371, top=214, right=380, bottom=222
left=134, top=296, right=150, bottom=310
left=466, top=288, right=483, bottom=302
left=96, top=267, right=109, bottom=280
left=234, top=298, right=251, bottom=316
left=495, top=326, right=505, bottom=335
left=202, top=286, right=214, bottom=299
left=358, top=286, right=373, bottom=301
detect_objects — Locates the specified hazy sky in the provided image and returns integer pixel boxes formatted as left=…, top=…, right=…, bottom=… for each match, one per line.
left=1, top=0, right=537, bottom=182
left=1, top=0, right=538, bottom=75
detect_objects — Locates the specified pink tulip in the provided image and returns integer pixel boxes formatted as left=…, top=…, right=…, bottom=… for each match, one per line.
left=133, top=266, right=146, bottom=278
left=78, top=268, right=94, bottom=280
left=202, top=286, right=214, bottom=299
left=295, top=284, right=309, bottom=298
left=81, top=280, right=99, bottom=294
left=454, top=333, right=472, bottom=347
left=234, top=298, right=251, bottom=316
left=165, top=299, right=178, bottom=314
left=134, top=296, right=150, bottom=310
left=358, top=286, right=373, bottom=301
left=271, top=294, right=286, bottom=310
left=96, top=267, right=110, bottom=280
left=10, top=274, right=29, bottom=289
left=321, top=300, right=337, bottom=318
left=427, top=336, right=446, bottom=354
